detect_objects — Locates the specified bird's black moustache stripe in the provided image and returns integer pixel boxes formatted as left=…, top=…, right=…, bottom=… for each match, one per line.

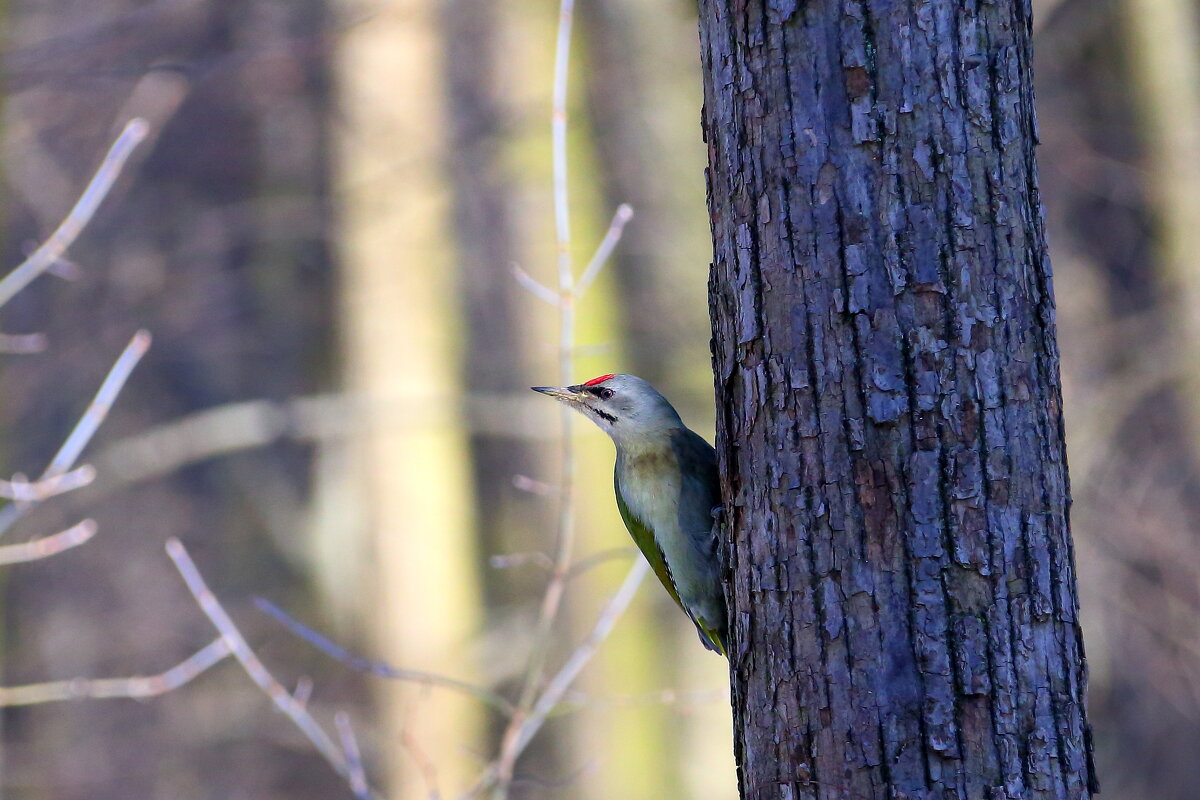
left=592, top=408, right=618, bottom=424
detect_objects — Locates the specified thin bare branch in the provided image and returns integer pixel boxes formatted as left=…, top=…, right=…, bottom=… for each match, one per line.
left=514, top=560, right=647, bottom=755
left=506, top=0, right=580, bottom=736
left=490, top=548, right=634, bottom=582
left=0, top=464, right=94, bottom=502
left=402, top=729, right=445, bottom=800
left=254, top=597, right=516, bottom=716
left=551, top=0, right=575, bottom=277
left=488, top=551, right=555, bottom=572
left=0, top=330, right=151, bottom=537
left=488, top=3, right=643, bottom=798
left=559, top=685, right=728, bottom=714
left=17, top=239, right=84, bottom=282
left=0, top=637, right=231, bottom=706
left=576, top=203, right=634, bottom=297
left=165, top=538, right=381, bottom=800
left=95, top=396, right=334, bottom=489
left=0, top=118, right=150, bottom=308
left=565, top=547, right=637, bottom=580
left=335, top=712, right=371, bottom=800
left=0, top=519, right=97, bottom=566
left=510, top=474, right=555, bottom=496
left=46, top=256, right=83, bottom=282
left=294, top=676, right=315, bottom=709
left=475, top=561, right=649, bottom=797
left=88, top=391, right=604, bottom=497
left=509, top=263, right=559, bottom=307
left=47, top=329, right=152, bottom=477
left=0, top=332, right=48, bottom=354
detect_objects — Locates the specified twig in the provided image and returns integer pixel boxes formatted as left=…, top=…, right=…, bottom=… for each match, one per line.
left=0, top=519, right=97, bottom=566
left=575, top=204, right=634, bottom=296
left=473, top=561, right=649, bottom=796
left=254, top=596, right=516, bottom=716
left=165, top=538, right=381, bottom=800
left=89, top=391, right=603, bottom=498
left=0, top=637, right=231, bottom=706
left=0, top=118, right=150, bottom=309
left=514, top=560, right=647, bottom=754
left=511, top=474, right=555, bottom=497
left=402, top=728, right=444, bottom=800
left=490, top=1, right=580, bottom=792
left=335, top=711, right=371, bottom=800
left=0, top=332, right=48, bottom=354
left=509, top=264, right=558, bottom=307
left=95, top=396, right=336, bottom=490
left=0, top=465, right=94, bottom=502
left=47, top=329, right=152, bottom=477
left=294, top=676, right=314, bottom=709
left=0, top=330, right=151, bottom=538
left=490, top=3, right=639, bottom=797
left=550, top=0, right=575, bottom=285
left=490, top=547, right=634, bottom=581
left=565, top=547, right=637, bottom=580
left=0, top=331, right=149, bottom=537
left=488, top=551, right=555, bottom=572
left=558, top=685, right=728, bottom=714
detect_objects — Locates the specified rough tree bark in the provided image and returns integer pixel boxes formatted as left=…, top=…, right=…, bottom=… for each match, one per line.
left=697, top=2, right=1097, bottom=798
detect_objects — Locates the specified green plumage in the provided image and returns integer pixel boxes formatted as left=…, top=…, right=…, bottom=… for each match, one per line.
left=532, top=374, right=729, bottom=655
left=614, top=428, right=726, bottom=655
left=615, top=479, right=726, bottom=654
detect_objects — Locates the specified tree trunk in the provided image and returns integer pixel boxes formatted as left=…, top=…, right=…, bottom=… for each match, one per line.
left=335, top=2, right=483, bottom=796
left=697, top=2, right=1097, bottom=798
left=1123, top=0, right=1200, bottom=456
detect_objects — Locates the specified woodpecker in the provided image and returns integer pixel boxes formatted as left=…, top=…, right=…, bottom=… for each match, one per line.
left=532, top=373, right=727, bottom=655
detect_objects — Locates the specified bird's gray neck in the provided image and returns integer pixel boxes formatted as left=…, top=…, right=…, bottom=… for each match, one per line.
left=610, top=422, right=685, bottom=457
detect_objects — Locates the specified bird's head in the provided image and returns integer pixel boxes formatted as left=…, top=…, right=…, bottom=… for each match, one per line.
left=531, top=373, right=684, bottom=442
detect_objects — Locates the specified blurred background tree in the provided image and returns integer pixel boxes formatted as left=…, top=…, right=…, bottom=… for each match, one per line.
left=0, top=0, right=1196, bottom=798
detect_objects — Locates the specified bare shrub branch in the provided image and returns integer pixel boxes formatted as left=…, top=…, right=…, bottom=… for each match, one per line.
left=576, top=203, right=634, bottom=296
left=509, top=263, right=558, bottom=306
left=0, top=519, right=97, bottom=566
left=486, top=2, right=640, bottom=797
left=0, top=329, right=151, bottom=537
left=0, top=465, right=94, bottom=503
left=254, top=596, right=517, bottom=717
left=0, top=332, right=48, bottom=354
left=513, top=559, right=648, bottom=755
left=0, top=118, right=150, bottom=308
left=165, top=538, right=381, bottom=800
left=493, top=3, right=583, bottom=794
left=46, top=329, right=152, bottom=477
left=335, top=711, right=371, bottom=800
left=0, top=637, right=231, bottom=707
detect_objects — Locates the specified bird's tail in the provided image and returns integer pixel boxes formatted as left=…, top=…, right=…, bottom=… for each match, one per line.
left=695, top=620, right=727, bottom=656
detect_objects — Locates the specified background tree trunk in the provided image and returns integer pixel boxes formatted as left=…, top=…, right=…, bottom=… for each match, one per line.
left=335, top=2, right=483, bottom=796
left=1122, top=0, right=1200, bottom=455
left=697, top=2, right=1097, bottom=798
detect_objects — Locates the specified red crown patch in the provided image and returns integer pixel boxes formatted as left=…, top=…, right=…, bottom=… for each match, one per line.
left=584, top=374, right=616, bottom=386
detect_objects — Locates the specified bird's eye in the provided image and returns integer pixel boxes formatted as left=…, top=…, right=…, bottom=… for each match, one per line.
left=598, top=388, right=614, bottom=400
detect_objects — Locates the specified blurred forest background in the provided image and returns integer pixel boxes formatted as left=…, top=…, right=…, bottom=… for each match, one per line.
left=0, top=0, right=1196, bottom=798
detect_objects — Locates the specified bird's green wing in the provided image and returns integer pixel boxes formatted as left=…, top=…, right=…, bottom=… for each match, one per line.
left=692, top=615, right=726, bottom=656
left=614, top=470, right=726, bottom=656
left=614, top=472, right=686, bottom=613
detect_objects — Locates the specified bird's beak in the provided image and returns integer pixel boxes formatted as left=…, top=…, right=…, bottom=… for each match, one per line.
left=531, top=384, right=584, bottom=402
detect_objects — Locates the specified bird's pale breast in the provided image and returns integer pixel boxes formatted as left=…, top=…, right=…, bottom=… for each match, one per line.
left=615, top=439, right=721, bottom=620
